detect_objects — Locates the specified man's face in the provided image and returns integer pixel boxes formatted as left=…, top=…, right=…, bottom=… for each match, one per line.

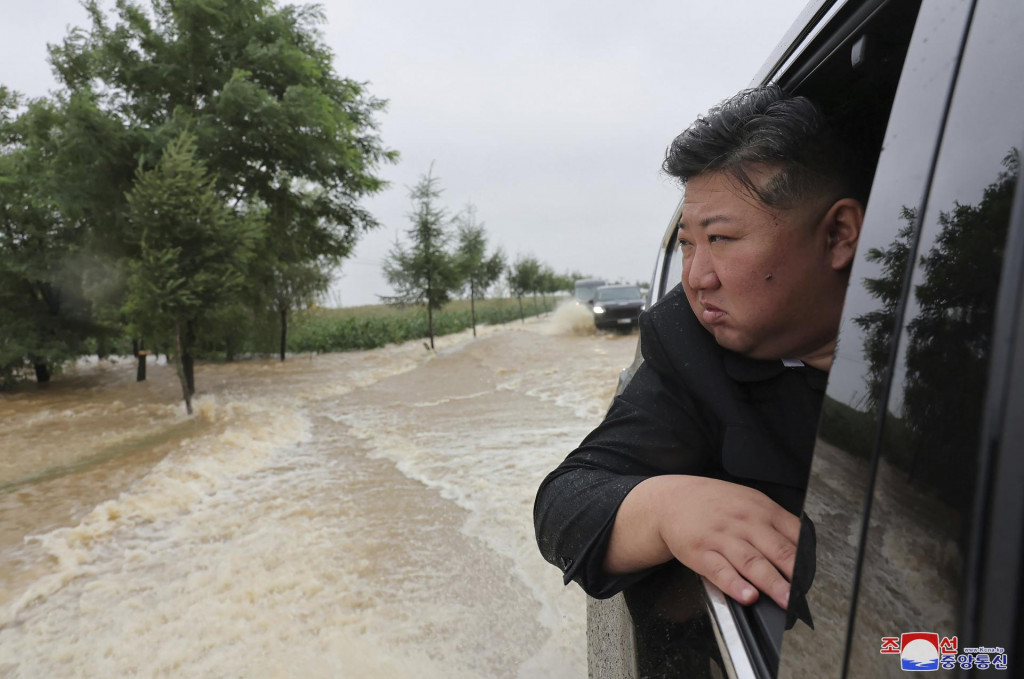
left=677, top=168, right=846, bottom=363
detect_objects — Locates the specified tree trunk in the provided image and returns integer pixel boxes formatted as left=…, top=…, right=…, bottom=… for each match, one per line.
left=518, top=295, right=524, bottom=323
left=183, top=321, right=196, bottom=396
left=470, top=282, right=477, bottom=338
left=34, top=362, right=51, bottom=384
left=428, top=305, right=435, bottom=349
left=133, top=339, right=146, bottom=382
left=174, top=323, right=193, bottom=415
left=279, top=307, right=288, bottom=362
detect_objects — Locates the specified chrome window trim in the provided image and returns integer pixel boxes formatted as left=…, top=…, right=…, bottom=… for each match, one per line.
left=751, top=0, right=843, bottom=85
left=760, top=0, right=847, bottom=86
left=648, top=199, right=684, bottom=306
left=702, top=579, right=759, bottom=679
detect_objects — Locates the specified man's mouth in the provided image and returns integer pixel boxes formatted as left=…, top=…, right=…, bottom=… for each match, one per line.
left=701, top=301, right=726, bottom=324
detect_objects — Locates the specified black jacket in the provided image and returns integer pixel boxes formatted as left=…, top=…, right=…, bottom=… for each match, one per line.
left=534, top=285, right=825, bottom=598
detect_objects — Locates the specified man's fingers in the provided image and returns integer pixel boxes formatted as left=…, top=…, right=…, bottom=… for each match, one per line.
left=751, top=530, right=798, bottom=581
left=728, top=543, right=792, bottom=609
left=700, top=552, right=759, bottom=606
left=652, top=477, right=804, bottom=609
left=772, top=508, right=802, bottom=545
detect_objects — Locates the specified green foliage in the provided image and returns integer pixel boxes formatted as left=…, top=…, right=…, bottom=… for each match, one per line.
left=453, top=202, right=505, bottom=336
left=507, top=255, right=541, bottom=298
left=454, top=203, right=505, bottom=298
left=0, top=91, right=111, bottom=384
left=124, top=131, right=258, bottom=331
left=121, top=129, right=259, bottom=408
left=288, top=298, right=546, bottom=353
left=51, top=0, right=397, bottom=223
left=7, top=0, right=398, bottom=373
left=537, top=265, right=575, bottom=296
left=381, top=167, right=462, bottom=347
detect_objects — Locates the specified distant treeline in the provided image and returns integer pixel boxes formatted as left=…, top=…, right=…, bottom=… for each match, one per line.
left=289, top=297, right=558, bottom=354
left=380, top=167, right=581, bottom=349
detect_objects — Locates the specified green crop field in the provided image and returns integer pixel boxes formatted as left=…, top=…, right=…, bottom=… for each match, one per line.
left=288, top=296, right=562, bottom=353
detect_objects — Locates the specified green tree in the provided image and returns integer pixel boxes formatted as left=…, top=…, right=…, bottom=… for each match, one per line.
left=123, top=132, right=259, bottom=413
left=507, top=255, right=541, bottom=323
left=49, top=0, right=396, bottom=359
left=536, top=264, right=572, bottom=312
left=454, top=203, right=505, bottom=337
left=381, top=167, right=461, bottom=349
left=0, top=89, right=114, bottom=384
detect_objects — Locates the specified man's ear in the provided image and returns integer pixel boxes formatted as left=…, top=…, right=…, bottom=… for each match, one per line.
left=824, top=198, right=865, bottom=270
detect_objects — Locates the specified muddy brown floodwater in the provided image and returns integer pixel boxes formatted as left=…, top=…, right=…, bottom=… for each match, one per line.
left=0, top=304, right=637, bottom=678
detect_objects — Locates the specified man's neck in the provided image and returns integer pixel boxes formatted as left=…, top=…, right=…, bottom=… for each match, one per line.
left=797, top=341, right=836, bottom=372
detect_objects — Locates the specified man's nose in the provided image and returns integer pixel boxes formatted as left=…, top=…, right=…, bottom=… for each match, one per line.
left=685, top=246, right=720, bottom=291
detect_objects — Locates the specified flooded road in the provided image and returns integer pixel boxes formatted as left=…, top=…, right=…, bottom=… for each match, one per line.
left=0, top=305, right=638, bottom=678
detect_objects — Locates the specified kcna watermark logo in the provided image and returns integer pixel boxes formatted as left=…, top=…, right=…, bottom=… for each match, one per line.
left=880, top=633, right=1008, bottom=671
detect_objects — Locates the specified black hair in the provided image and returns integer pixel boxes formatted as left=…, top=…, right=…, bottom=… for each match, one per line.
left=663, top=85, right=868, bottom=208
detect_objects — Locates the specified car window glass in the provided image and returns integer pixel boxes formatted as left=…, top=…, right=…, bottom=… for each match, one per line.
left=778, top=2, right=975, bottom=676
left=845, top=2, right=1023, bottom=676
left=597, top=287, right=642, bottom=301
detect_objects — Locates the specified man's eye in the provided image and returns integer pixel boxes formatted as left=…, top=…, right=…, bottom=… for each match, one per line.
left=708, top=235, right=731, bottom=243
left=677, top=239, right=692, bottom=248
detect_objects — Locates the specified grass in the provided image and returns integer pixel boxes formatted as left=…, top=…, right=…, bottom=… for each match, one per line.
left=287, top=295, right=561, bottom=353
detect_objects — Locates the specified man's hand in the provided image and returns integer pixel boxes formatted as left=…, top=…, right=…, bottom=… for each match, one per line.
left=604, top=475, right=800, bottom=609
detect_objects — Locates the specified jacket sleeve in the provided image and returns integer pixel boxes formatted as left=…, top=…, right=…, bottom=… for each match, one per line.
left=533, top=314, right=717, bottom=598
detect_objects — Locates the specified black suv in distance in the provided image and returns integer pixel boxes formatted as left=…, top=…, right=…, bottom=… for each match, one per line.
left=592, top=285, right=645, bottom=332
left=588, top=1, right=1024, bottom=678
left=574, top=278, right=607, bottom=307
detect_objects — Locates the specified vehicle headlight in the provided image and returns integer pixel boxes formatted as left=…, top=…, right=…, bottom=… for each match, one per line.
left=593, top=305, right=605, bottom=314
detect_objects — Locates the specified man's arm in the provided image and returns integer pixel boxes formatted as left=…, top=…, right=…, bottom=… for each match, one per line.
left=534, top=360, right=714, bottom=598
left=604, top=474, right=801, bottom=609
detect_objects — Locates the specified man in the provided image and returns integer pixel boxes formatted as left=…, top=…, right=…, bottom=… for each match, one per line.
left=534, top=86, right=866, bottom=612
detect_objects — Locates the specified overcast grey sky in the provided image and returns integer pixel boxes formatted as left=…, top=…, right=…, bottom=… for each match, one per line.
left=1, top=0, right=810, bottom=307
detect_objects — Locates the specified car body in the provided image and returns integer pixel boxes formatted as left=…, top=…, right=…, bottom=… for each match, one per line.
left=573, top=278, right=606, bottom=307
left=592, top=284, right=645, bottom=331
left=589, top=1, right=1024, bottom=677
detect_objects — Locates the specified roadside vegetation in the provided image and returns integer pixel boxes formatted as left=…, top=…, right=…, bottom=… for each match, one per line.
left=379, top=165, right=574, bottom=349
left=289, top=297, right=557, bottom=353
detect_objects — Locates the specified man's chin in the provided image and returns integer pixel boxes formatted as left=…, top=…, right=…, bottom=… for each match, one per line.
left=706, top=328, right=779, bottom=360
left=704, top=326, right=750, bottom=354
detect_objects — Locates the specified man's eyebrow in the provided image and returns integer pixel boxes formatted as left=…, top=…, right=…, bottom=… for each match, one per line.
left=677, top=214, right=733, bottom=231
